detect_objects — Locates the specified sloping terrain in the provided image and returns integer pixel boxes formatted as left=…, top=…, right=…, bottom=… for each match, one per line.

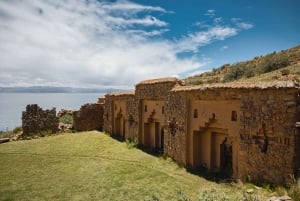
left=184, top=45, right=300, bottom=85
left=0, top=131, right=270, bottom=200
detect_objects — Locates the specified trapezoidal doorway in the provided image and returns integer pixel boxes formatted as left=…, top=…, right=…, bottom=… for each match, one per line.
left=143, top=119, right=161, bottom=150
left=115, top=111, right=125, bottom=138
left=193, top=128, right=232, bottom=174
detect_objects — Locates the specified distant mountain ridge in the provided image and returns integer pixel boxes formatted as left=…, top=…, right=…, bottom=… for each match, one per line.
left=184, top=45, right=300, bottom=85
left=0, top=86, right=120, bottom=93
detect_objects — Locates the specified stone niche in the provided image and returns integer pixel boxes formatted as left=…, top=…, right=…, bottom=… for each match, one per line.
left=73, top=103, right=104, bottom=131
left=22, top=104, right=58, bottom=136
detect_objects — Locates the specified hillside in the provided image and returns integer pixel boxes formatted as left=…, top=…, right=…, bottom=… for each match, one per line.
left=184, top=45, right=300, bottom=85
left=0, top=131, right=272, bottom=200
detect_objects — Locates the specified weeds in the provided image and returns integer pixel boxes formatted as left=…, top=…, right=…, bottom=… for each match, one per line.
left=126, top=137, right=138, bottom=149
left=288, top=175, right=300, bottom=201
left=0, top=126, right=22, bottom=139
left=59, top=113, right=73, bottom=124
left=176, top=189, right=192, bottom=201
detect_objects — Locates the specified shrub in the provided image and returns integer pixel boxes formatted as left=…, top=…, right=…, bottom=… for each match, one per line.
left=13, top=126, right=22, bottom=134
left=289, top=185, right=300, bottom=201
left=288, top=175, right=300, bottom=201
left=59, top=114, right=73, bottom=124
left=126, top=137, right=138, bottom=149
left=281, top=69, right=290, bottom=76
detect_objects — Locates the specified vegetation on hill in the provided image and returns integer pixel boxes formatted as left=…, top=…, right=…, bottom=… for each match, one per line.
left=184, top=45, right=300, bottom=85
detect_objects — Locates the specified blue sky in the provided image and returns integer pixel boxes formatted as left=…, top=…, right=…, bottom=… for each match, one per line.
left=0, top=0, right=299, bottom=89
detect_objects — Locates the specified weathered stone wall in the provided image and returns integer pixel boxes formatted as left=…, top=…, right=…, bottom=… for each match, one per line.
left=73, top=103, right=104, bottom=131
left=22, top=104, right=58, bottom=135
left=103, top=92, right=136, bottom=140
left=135, top=78, right=182, bottom=100
left=102, top=78, right=300, bottom=184
left=103, top=95, right=113, bottom=133
left=295, top=127, right=300, bottom=178
left=164, top=90, right=188, bottom=165
left=135, top=78, right=183, bottom=147
left=238, top=87, right=300, bottom=184
left=165, top=82, right=300, bottom=184
left=125, top=96, right=138, bottom=140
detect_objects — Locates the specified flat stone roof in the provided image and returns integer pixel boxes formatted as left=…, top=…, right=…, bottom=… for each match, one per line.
left=172, top=81, right=299, bottom=92
left=136, top=77, right=180, bottom=86
left=106, top=90, right=135, bottom=97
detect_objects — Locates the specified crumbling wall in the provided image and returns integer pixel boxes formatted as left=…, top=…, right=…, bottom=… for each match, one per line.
left=22, top=104, right=58, bottom=135
left=73, top=103, right=103, bottom=131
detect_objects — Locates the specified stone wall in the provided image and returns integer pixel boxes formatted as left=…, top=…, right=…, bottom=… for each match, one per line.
left=238, top=87, right=300, bottom=184
left=164, top=90, right=188, bottom=165
left=135, top=78, right=183, bottom=147
left=73, top=103, right=104, bottom=131
left=165, top=82, right=300, bottom=184
left=22, top=104, right=58, bottom=135
left=103, top=91, right=136, bottom=139
left=103, top=95, right=113, bottom=133
left=102, top=78, right=300, bottom=184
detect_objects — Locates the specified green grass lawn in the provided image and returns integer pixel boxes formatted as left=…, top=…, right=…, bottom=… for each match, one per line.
left=0, top=131, right=270, bottom=201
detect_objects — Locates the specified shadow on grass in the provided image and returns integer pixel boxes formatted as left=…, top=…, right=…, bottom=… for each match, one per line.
left=186, top=165, right=234, bottom=183
left=108, top=134, right=234, bottom=184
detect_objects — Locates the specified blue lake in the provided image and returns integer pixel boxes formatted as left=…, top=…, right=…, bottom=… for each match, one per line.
left=0, top=93, right=103, bottom=131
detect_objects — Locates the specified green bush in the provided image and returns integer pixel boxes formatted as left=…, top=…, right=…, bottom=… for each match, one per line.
left=126, top=137, right=138, bottom=149
left=288, top=176, right=300, bottom=201
left=59, top=114, right=73, bottom=124
left=13, top=126, right=22, bottom=134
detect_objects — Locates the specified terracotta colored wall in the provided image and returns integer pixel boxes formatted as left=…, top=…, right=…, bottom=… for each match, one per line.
left=238, top=88, right=300, bottom=184
left=102, top=79, right=300, bottom=184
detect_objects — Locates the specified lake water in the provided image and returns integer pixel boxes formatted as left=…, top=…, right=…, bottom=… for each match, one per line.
left=0, top=93, right=103, bottom=131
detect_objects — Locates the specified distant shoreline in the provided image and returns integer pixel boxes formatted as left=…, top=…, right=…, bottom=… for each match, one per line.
left=0, top=86, right=121, bottom=93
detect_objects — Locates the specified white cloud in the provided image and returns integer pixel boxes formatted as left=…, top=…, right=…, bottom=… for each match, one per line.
left=236, top=22, right=253, bottom=30
left=175, top=26, right=238, bottom=53
left=205, top=9, right=216, bottom=18
left=0, top=0, right=252, bottom=89
left=220, top=45, right=229, bottom=51
left=231, top=18, right=254, bottom=30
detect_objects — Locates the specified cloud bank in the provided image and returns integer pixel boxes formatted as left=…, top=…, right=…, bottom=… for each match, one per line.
left=0, top=0, right=253, bottom=89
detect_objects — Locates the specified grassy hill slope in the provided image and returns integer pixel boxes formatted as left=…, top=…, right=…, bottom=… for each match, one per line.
left=0, top=132, right=271, bottom=200
left=184, top=45, right=300, bottom=85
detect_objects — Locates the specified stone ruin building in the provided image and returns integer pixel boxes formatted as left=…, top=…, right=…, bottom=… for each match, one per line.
left=103, top=77, right=300, bottom=185
left=22, top=104, right=58, bottom=135
left=73, top=103, right=104, bottom=131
